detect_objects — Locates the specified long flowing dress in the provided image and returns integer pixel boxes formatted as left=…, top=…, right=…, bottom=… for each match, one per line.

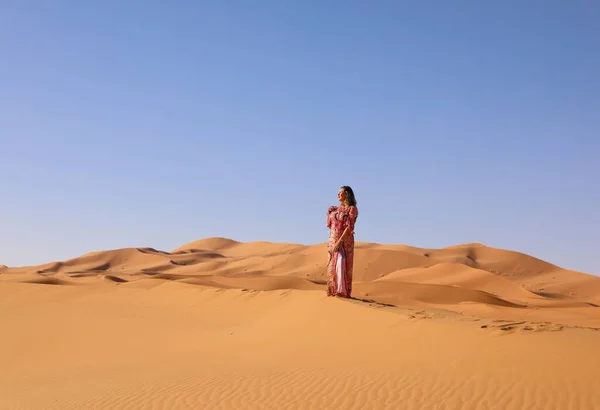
left=326, top=204, right=358, bottom=298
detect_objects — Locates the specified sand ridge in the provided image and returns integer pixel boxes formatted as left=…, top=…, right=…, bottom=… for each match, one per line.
left=2, top=237, right=598, bottom=324
left=1, top=238, right=599, bottom=409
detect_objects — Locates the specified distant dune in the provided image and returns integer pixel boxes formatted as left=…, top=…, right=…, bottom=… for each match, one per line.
left=1, top=238, right=599, bottom=409
left=3, top=237, right=598, bottom=312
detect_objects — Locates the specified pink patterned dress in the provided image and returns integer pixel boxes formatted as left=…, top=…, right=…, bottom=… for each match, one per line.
left=326, top=204, right=358, bottom=297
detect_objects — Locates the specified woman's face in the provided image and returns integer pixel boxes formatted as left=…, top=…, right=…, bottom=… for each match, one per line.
left=338, top=188, right=347, bottom=203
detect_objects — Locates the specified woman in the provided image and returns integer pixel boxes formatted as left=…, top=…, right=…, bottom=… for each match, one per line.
left=326, top=185, right=358, bottom=298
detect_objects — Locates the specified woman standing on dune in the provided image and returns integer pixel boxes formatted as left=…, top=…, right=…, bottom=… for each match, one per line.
left=326, top=186, right=358, bottom=298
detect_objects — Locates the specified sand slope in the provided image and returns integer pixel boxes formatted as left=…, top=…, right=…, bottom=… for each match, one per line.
left=3, top=238, right=597, bottom=312
left=1, top=238, right=599, bottom=409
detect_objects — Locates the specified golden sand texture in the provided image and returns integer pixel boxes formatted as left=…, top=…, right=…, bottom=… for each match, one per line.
left=1, top=238, right=599, bottom=409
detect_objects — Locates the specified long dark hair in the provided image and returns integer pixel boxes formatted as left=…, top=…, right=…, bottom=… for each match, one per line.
left=341, top=185, right=357, bottom=207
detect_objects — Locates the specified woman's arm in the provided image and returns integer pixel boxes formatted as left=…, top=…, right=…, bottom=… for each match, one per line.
left=326, top=206, right=337, bottom=228
left=334, top=227, right=350, bottom=251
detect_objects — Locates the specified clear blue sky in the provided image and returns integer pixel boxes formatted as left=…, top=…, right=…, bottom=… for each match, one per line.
left=1, top=1, right=598, bottom=274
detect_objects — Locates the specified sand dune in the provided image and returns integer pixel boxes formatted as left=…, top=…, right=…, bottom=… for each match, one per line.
left=1, top=238, right=599, bottom=409
left=2, top=237, right=599, bottom=323
left=376, top=262, right=539, bottom=298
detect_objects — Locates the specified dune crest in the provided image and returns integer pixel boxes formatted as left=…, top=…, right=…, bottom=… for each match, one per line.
left=171, top=237, right=240, bottom=253
left=2, top=237, right=599, bottom=327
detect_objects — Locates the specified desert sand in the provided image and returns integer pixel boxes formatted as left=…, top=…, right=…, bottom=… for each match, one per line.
left=1, top=238, right=599, bottom=409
